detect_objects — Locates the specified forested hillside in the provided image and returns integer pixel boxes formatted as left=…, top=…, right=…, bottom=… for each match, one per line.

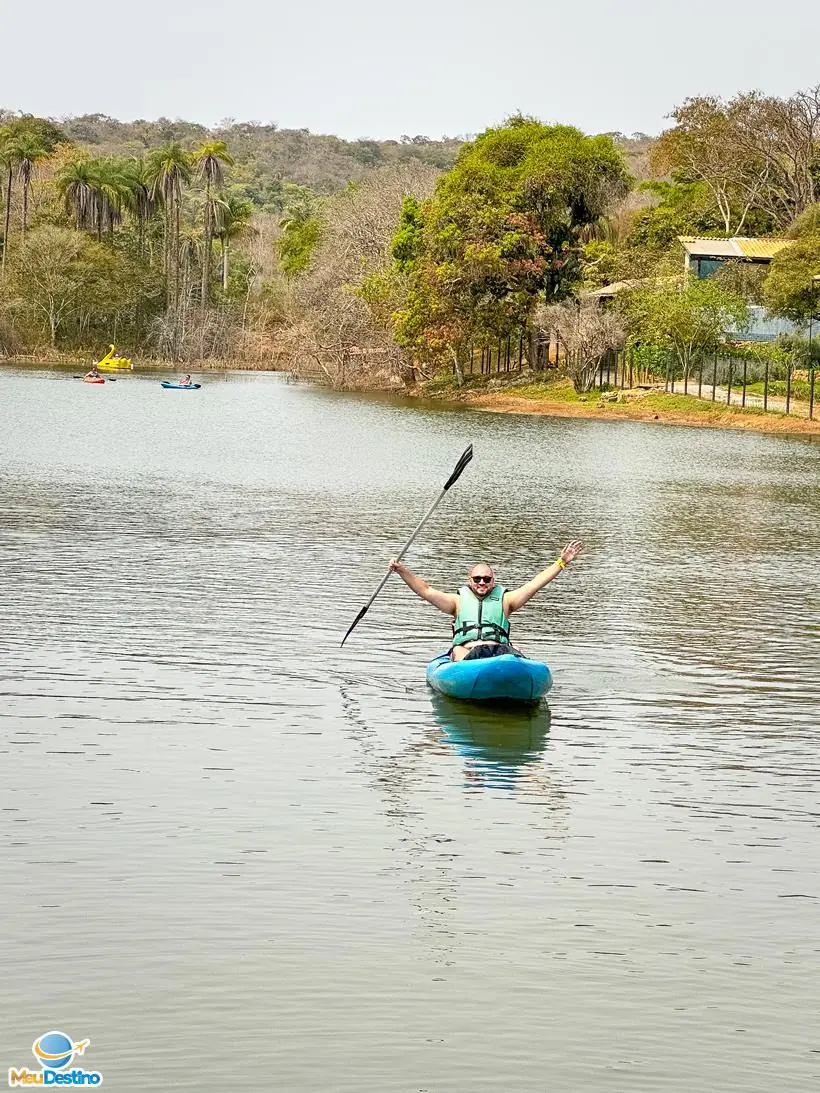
left=4, top=111, right=653, bottom=203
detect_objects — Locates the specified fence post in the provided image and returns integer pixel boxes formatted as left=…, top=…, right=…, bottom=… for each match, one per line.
left=727, top=359, right=733, bottom=405
left=698, top=357, right=703, bottom=398
left=684, top=362, right=688, bottom=395
left=712, top=351, right=718, bottom=401
left=518, top=332, right=523, bottom=370
left=599, top=356, right=604, bottom=389
left=468, top=343, right=473, bottom=374
left=670, top=353, right=676, bottom=393
left=786, top=359, right=792, bottom=414
left=628, top=350, right=633, bottom=389
left=810, top=366, right=815, bottom=420
left=741, top=358, right=747, bottom=408
left=764, top=359, right=769, bottom=411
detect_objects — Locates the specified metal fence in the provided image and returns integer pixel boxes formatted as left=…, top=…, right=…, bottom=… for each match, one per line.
left=659, top=351, right=817, bottom=419
left=460, top=332, right=563, bottom=376
left=456, top=339, right=818, bottom=420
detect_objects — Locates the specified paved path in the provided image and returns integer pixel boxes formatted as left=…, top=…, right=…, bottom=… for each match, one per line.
left=668, top=381, right=813, bottom=418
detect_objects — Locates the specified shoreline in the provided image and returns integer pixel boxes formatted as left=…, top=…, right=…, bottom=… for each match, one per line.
left=410, top=380, right=820, bottom=438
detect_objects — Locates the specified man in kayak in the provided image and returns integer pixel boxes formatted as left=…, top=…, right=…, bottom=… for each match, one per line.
left=389, top=540, right=583, bottom=661
left=85, top=365, right=100, bottom=379
left=179, top=374, right=192, bottom=386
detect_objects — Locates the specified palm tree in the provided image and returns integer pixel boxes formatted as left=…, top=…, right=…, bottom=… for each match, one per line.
left=16, top=134, right=48, bottom=237
left=178, top=226, right=204, bottom=304
left=146, top=143, right=192, bottom=309
left=57, top=159, right=98, bottom=231
left=214, top=194, right=254, bottom=290
left=193, top=141, right=234, bottom=307
left=0, top=129, right=17, bottom=277
left=119, top=158, right=155, bottom=257
left=88, top=159, right=124, bottom=238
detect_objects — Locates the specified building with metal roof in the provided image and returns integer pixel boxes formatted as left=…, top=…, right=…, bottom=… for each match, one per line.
left=679, top=236, right=792, bottom=278
left=581, top=239, right=802, bottom=342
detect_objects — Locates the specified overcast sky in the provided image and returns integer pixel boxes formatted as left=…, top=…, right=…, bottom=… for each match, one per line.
left=4, top=0, right=819, bottom=139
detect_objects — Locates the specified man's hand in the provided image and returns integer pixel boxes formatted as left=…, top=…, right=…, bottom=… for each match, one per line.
left=561, top=540, right=583, bottom=564
left=389, top=558, right=406, bottom=573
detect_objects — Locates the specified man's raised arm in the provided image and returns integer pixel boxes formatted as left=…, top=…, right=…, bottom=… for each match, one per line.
left=504, top=540, right=583, bottom=614
left=389, top=559, right=458, bottom=616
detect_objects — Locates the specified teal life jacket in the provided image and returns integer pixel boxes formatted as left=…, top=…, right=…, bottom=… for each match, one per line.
left=451, top=584, right=510, bottom=648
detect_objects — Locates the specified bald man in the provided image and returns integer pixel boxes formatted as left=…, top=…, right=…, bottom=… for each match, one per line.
left=389, top=540, right=582, bottom=661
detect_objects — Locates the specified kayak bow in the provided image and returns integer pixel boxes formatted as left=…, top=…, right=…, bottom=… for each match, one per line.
left=426, top=652, right=552, bottom=704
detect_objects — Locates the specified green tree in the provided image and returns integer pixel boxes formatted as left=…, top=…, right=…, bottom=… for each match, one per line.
left=145, top=143, right=193, bottom=308
left=0, top=128, right=17, bottom=277
left=1, top=117, right=61, bottom=273
left=57, top=157, right=98, bottom=230
left=57, top=156, right=138, bottom=239
left=785, top=203, right=820, bottom=239
left=763, top=235, right=820, bottom=322
left=117, top=157, right=156, bottom=258
left=8, top=225, right=87, bottom=345
left=214, top=193, right=254, bottom=291
left=622, top=274, right=749, bottom=380
left=16, top=134, right=48, bottom=236
left=193, top=140, right=234, bottom=306
left=89, top=158, right=129, bottom=238
left=626, top=181, right=728, bottom=251
left=278, top=196, right=322, bottom=276
left=392, top=116, right=631, bottom=382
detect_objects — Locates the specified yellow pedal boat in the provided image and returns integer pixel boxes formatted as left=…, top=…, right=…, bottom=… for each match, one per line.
left=95, top=344, right=133, bottom=371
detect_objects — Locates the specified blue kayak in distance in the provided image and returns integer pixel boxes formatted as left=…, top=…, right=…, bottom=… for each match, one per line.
left=426, top=652, right=552, bottom=704
left=161, top=382, right=201, bottom=390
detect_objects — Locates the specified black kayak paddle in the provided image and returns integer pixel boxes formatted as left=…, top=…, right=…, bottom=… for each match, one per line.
left=340, top=443, right=473, bottom=647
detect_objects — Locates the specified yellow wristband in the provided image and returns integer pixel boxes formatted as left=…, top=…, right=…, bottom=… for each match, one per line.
left=555, top=557, right=566, bottom=570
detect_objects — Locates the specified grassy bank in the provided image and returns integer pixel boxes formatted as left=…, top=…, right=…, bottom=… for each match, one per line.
left=418, top=371, right=820, bottom=437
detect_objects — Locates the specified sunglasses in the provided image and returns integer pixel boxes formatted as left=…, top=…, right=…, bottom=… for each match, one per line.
left=471, top=575, right=493, bottom=584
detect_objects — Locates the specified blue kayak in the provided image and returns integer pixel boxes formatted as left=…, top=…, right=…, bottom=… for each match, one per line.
left=161, top=382, right=201, bottom=390
left=426, top=652, right=552, bottom=704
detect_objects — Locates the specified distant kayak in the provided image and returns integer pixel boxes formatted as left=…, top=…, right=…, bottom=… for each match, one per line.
left=83, top=377, right=105, bottom=384
left=426, top=651, right=552, bottom=704
left=160, top=382, right=201, bottom=390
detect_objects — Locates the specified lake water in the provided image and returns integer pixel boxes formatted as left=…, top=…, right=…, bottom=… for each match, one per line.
left=1, top=367, right=818, bottom=1092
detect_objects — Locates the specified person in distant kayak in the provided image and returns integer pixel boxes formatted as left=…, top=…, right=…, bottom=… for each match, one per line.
left=179, top=374, right=192, bottom=386
left=85, top=365, right=100, bottom=379
left=389, top=541, right=583, bottom=661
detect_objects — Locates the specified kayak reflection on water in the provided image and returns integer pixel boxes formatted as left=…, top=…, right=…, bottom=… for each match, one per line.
left=429, top=692, right=552, bottom=792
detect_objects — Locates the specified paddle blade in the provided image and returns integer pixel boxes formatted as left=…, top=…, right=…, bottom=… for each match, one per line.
left=340, top=603, right=370, bottom=647
left=443, top=443, right=473, bottom=491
